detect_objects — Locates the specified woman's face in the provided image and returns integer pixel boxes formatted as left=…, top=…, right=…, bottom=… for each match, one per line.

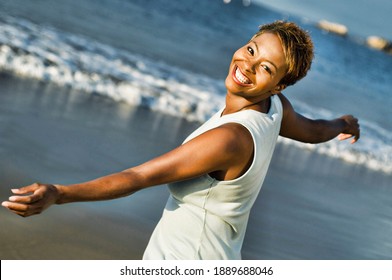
left=225, top=32, right=288, bottom=100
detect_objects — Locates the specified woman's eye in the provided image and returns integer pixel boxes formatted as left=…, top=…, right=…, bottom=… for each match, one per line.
left=262, top=65, right=272, bottom=74
left=247, top=46, right=254, bottom=55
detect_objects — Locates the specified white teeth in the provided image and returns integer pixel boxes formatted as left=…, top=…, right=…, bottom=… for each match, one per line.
left=235, top=67, right=251, bottom=84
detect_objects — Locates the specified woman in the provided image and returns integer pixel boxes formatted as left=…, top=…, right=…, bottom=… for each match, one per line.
left=1, top=21, right=360, bottom=259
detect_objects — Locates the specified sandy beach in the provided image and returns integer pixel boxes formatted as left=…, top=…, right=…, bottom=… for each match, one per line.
left=1, top=73, right=391, bottom=260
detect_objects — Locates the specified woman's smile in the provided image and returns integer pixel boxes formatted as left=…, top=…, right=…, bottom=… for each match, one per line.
left=233, top=65, right=252, bottom=86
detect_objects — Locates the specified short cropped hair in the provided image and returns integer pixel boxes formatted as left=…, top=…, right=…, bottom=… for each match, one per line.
left=253, top=21, right=314, bottom=87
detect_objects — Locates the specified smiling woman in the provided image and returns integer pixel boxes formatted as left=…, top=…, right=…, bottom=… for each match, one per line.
left=224, top=32, right=287, bottom=116
left=222, top=22, right=314, bottom=121
left=2, top=21, right=360, bottom=260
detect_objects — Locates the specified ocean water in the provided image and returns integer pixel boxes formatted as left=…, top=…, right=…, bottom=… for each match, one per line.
left=254, top=0, right=392, bottom=41
left=0, top=0, right=391, bottom=175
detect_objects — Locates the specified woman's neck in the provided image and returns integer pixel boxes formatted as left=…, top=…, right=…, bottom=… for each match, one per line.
left=222, top=93, right=272, bottom=116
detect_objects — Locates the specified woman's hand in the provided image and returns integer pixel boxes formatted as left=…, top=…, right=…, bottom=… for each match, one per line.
left=1, top=183, right=59, bottom=217
left=337, top=115, right=360, bottom=144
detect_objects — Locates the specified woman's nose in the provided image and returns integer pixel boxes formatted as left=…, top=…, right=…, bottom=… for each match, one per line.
left=243, top=60, right=256, bottom=74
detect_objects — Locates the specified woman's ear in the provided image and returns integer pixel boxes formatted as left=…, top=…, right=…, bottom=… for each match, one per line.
left=271, top=84, right=287, bottom=94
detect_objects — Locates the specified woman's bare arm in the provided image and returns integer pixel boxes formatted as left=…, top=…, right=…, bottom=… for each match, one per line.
left=278, top=93, right=360, bottom=144
left=1, top=123, right=253, bottom=217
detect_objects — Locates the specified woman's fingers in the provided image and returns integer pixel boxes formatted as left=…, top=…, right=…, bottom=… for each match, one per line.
left=2, top=183, right=59, bottom=217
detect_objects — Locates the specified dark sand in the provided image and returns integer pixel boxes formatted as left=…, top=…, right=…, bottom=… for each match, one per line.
left=1, top=74, right=391, bottom=260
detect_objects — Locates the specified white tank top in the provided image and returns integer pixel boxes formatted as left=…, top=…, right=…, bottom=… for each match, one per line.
left=143, top=95, right=283, bottom=259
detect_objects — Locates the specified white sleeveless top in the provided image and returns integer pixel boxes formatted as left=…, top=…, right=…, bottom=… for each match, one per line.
left=143, top=95, right=283, bottom=260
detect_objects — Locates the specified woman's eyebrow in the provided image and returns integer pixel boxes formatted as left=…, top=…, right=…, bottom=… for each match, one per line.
left=251, top=40, right=278, bottom=72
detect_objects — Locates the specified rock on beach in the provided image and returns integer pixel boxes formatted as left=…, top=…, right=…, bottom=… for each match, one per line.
left=317, top=20, right=348, bottom=36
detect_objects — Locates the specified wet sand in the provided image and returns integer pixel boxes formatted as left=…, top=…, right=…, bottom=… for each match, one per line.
left=1, top=74, right=391, bottom=260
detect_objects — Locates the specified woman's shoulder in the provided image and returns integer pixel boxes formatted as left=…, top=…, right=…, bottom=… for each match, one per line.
left=208, top=123, right=253, bottom=153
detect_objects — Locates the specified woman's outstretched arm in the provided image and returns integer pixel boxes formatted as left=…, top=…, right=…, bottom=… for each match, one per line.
left=278, top=93, right=360, bottom=144
left=2, top=123, right=253, bottom=217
